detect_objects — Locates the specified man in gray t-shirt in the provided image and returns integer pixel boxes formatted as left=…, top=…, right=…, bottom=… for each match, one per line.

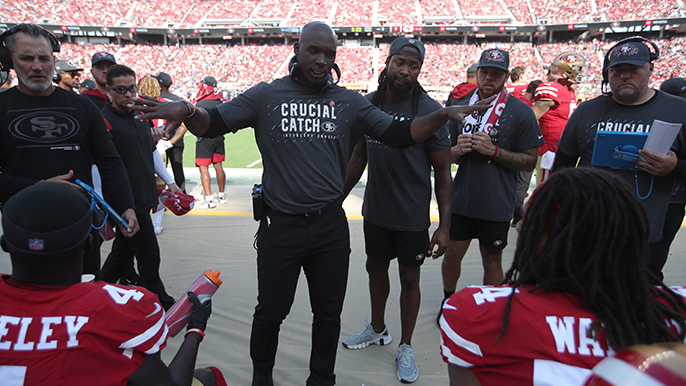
left=438, top=49, right=542, bottom=326
left=133, top=22, right=492, bottom=386
left=341, top=38, right=451, bottom=384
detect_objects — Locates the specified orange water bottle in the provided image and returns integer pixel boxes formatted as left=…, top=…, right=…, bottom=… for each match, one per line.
left=165, top=270, right=222, bottom=337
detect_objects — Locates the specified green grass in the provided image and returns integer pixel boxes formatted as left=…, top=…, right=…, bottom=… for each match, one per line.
left=181, top=128, right=261, bottom=168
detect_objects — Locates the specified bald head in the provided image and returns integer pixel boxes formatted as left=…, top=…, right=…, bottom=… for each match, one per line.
left=293, top=22, right=338, bottom=88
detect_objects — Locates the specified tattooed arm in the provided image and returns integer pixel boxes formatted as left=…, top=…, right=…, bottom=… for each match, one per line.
left=471, top=131, right=538, bottom=171
left=532, top=99, right=557, bottom=121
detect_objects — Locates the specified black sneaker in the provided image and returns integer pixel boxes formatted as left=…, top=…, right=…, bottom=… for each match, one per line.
left=252, top=372, right=274, bottom=386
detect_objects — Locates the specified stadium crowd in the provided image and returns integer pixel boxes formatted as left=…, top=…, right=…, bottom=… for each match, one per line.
left=41, top=36, right=685, bottom=100
left=2, top=0, right=684, bottom=27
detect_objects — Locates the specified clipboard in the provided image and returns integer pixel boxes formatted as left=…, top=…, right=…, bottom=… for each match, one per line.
left=591, top=131, right=648, bottom=170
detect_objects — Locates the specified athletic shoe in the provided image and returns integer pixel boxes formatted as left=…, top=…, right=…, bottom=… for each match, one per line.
left=195, top=197, right=217, bottom=209
left=342, top=321, right=392, bottom=349
left=436, top=298, right=446, bottom=328
left=217, top=192, right=227, bottom=204
left=252, top=372, right=273, bottom=386
left=154, top=226, right=163, bottom=235
left=396, top=343, right=419, bottom=383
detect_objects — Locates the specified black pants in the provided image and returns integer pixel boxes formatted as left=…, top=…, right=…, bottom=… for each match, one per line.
left=166, top=144, right=186, bottom=193
left=83, top=227, right=102, bottom=279
left=513, top=170, right=533, bottom=223
left=251, top=206, right=350, bottom=386
left=648, top=202, right=685, bottom=283
left=100, top=211, right=175, bottom=310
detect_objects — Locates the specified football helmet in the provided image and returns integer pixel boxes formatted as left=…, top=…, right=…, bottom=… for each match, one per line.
left=550, top=51, right=586, bottom=83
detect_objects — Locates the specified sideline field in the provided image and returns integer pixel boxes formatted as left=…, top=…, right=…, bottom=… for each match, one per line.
left=181, top=128, right=261, bottom=169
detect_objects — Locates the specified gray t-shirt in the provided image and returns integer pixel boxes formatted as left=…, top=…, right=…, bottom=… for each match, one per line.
left=362, top=91, right=450, bottom=231
left=451, top=95, right=542, bottom=222
left=211, top=76, right=394, bottom=214
left=557, top=91, right=686, bottom=241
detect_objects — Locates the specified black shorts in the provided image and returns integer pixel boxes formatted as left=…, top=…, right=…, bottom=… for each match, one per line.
left=363, top=220, right=429, bottom=268
left=449, top=213, right=510, bottom=251
left=195, top=136, right=225, bottom=166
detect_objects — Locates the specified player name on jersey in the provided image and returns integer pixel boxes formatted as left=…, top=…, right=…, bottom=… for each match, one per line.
left=0, top=315, right=89, bottom=351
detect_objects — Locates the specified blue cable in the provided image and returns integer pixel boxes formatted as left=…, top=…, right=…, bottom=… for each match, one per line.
left=635, top=172, right=653, bottom=200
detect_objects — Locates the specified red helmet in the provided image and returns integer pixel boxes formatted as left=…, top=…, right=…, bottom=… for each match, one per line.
left=159, top=189, right=195, bottom=216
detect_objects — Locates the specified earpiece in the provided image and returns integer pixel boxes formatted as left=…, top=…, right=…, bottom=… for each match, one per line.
left=601, top=36, right=659, bottom=94
left=0, top=24, right=61, bottom=72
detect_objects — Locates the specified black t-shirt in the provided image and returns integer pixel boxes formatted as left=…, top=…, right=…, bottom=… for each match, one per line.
left=0, top=87, right=134, bottom=213
left=557, top=91, right=686, bottom=241
left=101, top=104, right=157, bottom=212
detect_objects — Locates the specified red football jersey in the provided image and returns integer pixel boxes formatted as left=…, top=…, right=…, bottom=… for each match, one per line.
left=0, top=275, right=168, bottom=385
left=440, top=285, right=686, bottom=386
left=534, top=81, right=577, bottom=154
left=506, top=84, right=528, bottom=103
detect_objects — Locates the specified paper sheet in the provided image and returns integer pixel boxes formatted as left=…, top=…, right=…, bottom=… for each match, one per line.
left=540, top=150, right=556, bottom=170
left=640, top=119, right=683, bottom=160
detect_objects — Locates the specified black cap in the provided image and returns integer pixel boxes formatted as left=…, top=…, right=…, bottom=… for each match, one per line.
left=202, top=76, right=217, bottom=87
left=80, top=78, right=96, bottom=91
left=55, top=60, right=83, bottom=72
left=388, top=37, right=425, bottom=63
left=1, top=182, right=93, bottom=261
left=91, top=51, right=116, bottom=65
left=154, top=72, right=173, bottom=87
left=607, top=41, right=652, bottom=69
left=477, top=49, right=509, bottom=72
left=467, top=63, right=478, bottom=75
left=660, top=77, right=686, bottom=97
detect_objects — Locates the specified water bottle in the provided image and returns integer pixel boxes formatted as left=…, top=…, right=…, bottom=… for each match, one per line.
left=165, top=270, right=222, bottom=337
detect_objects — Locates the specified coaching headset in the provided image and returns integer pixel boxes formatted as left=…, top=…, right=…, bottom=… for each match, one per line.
left=601, top=36, right=659, bottom=95
left=0, top=24, right=61, bottom=72
left=288, top=55, right=341, bottom=93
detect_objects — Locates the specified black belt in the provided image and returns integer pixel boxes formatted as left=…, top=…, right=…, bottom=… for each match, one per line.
left=268, top=198, right=342, bottom=217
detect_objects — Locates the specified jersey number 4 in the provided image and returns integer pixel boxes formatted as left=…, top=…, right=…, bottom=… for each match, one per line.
left=103, top=284, right=145, bottom=305
left=472, top=287, right=518, bottom=305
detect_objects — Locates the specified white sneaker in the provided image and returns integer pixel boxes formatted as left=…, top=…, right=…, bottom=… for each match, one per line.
left=342, top=321, right=392, bottom=349
left=396, top=343, right=419, bottom=383
left=195, top=198, right=216, bottom=209
left=217, top=192, right=227, bottom=204
left=154, top=226, right=163, bottom=235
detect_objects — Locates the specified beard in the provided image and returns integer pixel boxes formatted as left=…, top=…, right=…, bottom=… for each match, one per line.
left=386, top=76, right=414, bottom=99
left=15, top=65, right=53, bottom=93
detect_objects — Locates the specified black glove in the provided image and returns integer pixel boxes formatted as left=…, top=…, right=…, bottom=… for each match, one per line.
left=187, top=291, right=212, bottom=332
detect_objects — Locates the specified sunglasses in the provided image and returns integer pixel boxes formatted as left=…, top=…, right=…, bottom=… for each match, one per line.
left=61, top=71, right=81, bottom=77
left=108, top=85, right=138, bottom=94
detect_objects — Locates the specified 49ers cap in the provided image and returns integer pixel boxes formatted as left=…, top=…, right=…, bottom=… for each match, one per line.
left=477, top=49, right=510, bottom=72
left=1, top=182, right=93, bottom=261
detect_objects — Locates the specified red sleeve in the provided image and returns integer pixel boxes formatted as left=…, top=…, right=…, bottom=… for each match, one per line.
left=534, top=82, right=561, bottom=103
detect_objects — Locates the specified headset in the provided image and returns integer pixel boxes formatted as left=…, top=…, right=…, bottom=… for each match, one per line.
left=288, top=55, right=341, bottom=93
left=601, top=36, right=659, bottom=94
left=0, top=24, right=61, bottom=72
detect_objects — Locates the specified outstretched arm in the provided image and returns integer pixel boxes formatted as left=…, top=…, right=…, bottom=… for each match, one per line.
left=409, top=96, right=495, bottom=143
left=131, top=96, right=211, bottom=137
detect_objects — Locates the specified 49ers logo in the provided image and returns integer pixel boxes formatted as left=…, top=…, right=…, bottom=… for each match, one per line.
left=485, top=50, right=506, bottom=62
left=614, top=44, right=639, bottom=57
left=563, top=54, right=579, bottom=63
left=9, top=112, right=79, bottom=143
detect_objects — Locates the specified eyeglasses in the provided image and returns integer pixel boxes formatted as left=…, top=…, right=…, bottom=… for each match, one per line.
left=108, top=85, right=138, bottom=94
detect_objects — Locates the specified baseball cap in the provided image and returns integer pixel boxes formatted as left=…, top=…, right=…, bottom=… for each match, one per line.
left=201, top=76, right=218, bottom=87
left=467, top=63, right=478, bottom=75
left=1, top=182, right=93, bottom=261
left=388, top=37, right=425, bottom=63
left=91, top=51, right=116, bottom=65
left=79, top=78, right=96, bottom=91
left=153, top=72, right=173, bottom=87
left=55, top=60, right=82, bottom=72
left=607, top=41, right=652, bottom=69
left=660, top=77, right=686, bottom=97
left=477, top=49, right=509, bottom=72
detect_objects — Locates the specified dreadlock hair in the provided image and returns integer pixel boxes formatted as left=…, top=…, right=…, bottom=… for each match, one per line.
left=370, top=58, right=427, bottom=118
left=498, top=167, right=686, bottom=351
